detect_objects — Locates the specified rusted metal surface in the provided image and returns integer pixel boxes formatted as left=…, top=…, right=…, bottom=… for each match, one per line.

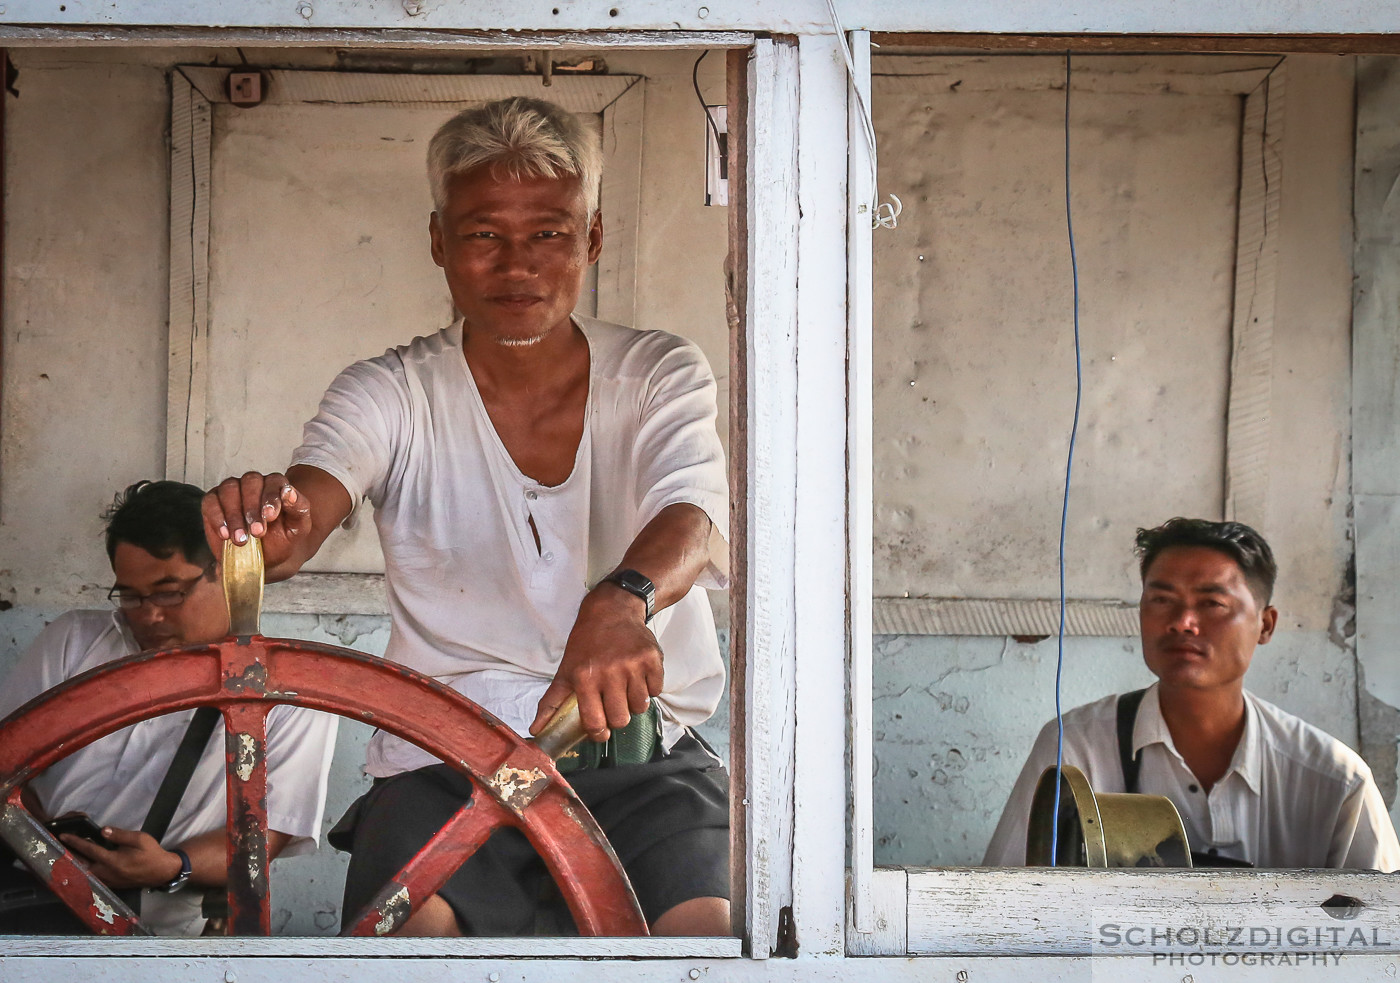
left=0, top=634, right=647, bottom=936
left=0, top=789, right=145, bottom=935
left=487, top=762, right=552, bottom=814
left=222, top=702, right=271, bottom=935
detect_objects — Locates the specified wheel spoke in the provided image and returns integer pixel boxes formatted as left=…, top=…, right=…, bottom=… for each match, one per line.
left=518, top=785, right=649, bottom=936
left=222, top=702, right=272, bottom=936
left=342, top=787, right=511, bottom=937
left=0, top=788, right=147, bottom=935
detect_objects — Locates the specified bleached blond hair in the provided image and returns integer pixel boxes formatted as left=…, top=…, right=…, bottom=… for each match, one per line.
left=427, top=96, right=602, bottom=219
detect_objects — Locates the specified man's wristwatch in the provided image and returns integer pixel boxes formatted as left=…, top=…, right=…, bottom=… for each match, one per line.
left=603, top=569, right=655, bottom=622
left=163, top=848, right=192, bottom=893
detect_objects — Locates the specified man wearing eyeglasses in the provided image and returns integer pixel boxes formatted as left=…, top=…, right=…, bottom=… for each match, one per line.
left=0, top=480, right=338, bottom=935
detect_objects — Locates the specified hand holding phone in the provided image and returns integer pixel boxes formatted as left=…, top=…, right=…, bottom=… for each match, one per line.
left=46, top=813, right=118, bottom=851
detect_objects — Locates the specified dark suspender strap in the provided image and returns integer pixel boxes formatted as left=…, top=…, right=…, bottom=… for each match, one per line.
left=1116, top=688, right=1148, bottom=795
left=142, top=706, right=221, bottom=843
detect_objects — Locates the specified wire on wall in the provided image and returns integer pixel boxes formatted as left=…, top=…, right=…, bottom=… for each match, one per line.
left=823, top=0, right=900, bottom=230
left=691, top=50, right=727, bottom=191
left=1049, top=51, right=1084, bottom=867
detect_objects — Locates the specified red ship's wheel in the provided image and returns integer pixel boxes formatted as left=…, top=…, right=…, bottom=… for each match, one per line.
left=0, top=545, right=646, bottom=937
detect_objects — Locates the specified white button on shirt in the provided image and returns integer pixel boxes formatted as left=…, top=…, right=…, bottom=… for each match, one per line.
left=983, top=682, right=1400, bottom=870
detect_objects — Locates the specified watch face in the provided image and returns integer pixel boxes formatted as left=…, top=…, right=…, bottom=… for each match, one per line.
left=609, top=570, right=655, bottom=619
left=616, top=570, right=650, bottom=592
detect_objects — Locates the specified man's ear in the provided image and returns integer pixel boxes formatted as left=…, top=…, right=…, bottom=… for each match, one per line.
left=586, top=209, right=604, bottom=265
left=1258, top=605, right=1278, bottom=645
left=429, top=211, right=446, bottom=268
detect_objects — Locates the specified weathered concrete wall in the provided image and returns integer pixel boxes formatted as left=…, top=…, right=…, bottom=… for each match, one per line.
left=1353, top=56, right=1400, bottom=827
left=871, top=56, right=1244, bottom=600
left=870, top=54, right=1390, bottom=866
left=1, top=52, right=175, bottom=610
left=873, top=630, right=1357, bottom=865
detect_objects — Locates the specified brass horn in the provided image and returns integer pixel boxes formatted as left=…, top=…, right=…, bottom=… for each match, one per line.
left=1026, top=765, right=1192, bottom=868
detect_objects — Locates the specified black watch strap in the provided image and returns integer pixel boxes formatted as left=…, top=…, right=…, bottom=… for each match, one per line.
left=604, top=569, right=655, bottom=622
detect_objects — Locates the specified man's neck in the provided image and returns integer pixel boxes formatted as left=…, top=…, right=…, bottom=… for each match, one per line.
left=461, top=316, right=584, bottom=394
left=1155, top=682, right=1247, bottom=792
left=459, top=315, right=591, bottom=487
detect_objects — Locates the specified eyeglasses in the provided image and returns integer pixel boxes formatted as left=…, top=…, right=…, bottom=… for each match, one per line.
left=107, top=567, right=214, bottom=610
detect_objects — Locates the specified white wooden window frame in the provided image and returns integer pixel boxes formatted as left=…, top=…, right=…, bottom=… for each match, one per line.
left=849, top=54, right=1286, bottom=912
left=6, top=2, right=1400, bottom=37
left=4, top=17, right=1400, bottom=983
left=1, top=27, right=786, bottom=969
left=0, top=26, right=875, bottom=974
left=844, top=36, right=1400, bottom=971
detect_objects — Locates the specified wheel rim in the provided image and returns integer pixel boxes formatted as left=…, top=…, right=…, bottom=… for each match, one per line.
left=0, top=637, right=648, bottom=937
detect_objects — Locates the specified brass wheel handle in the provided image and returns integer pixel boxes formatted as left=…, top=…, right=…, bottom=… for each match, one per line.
left=222, top=538, right=265, bottom=637
left=531, top=693, right=588, bottom=761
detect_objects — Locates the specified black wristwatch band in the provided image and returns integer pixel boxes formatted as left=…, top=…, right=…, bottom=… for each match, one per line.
left=604, top=569, right=655, bottom=622
left=163, top=848, right=192, bottom=893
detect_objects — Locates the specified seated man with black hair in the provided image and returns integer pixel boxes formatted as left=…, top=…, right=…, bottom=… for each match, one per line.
left=0, top=480, right=338, bottom=935
left=984, top=517, right=1400, bottom=870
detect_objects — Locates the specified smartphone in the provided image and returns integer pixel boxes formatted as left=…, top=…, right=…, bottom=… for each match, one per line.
left=46, top=814, right=117, bottom=851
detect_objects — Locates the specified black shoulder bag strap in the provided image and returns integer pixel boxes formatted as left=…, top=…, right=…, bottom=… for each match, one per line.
left=1115, top=688, right=1148, bottom=795
left=142, top=706, right=221, bottom=843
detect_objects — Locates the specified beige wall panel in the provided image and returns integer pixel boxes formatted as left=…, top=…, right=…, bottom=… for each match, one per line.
left=622, top=50, right=731, bottom=457
left=1260, top=54, right=1354, bottom=632
left=204, top=102, right=455, bottom=571
left=871, top=59, right=1244, bottom=602
left=0, top=59, right=172, bottom=604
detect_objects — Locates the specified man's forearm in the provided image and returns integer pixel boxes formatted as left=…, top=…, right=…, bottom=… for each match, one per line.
left=533, top=502, right=718, bottom=739
left=184, top=828, right=293, bottom=887
left=599, top=502, right=714, bottom=614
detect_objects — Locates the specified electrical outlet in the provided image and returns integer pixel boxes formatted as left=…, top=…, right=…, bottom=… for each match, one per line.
left=227, top=71, right=264, bottom=108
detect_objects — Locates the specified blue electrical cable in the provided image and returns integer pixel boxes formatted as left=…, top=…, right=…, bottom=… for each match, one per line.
left=1049, top=51, right=1083, bottom=868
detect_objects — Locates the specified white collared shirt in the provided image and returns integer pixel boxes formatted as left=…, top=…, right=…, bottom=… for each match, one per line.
left=983, top=682, right=1400, bottom=870
left=0, top=610, right=340, bottom=935
left=292, top=316, right=729, bottom=777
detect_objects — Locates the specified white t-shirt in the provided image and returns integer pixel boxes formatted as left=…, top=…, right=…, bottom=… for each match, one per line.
left=292, top=316, right=729, bottom=777
left=983, top=682, right=1400, bottom=870
left=0, top=611, right=339, bottom=935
